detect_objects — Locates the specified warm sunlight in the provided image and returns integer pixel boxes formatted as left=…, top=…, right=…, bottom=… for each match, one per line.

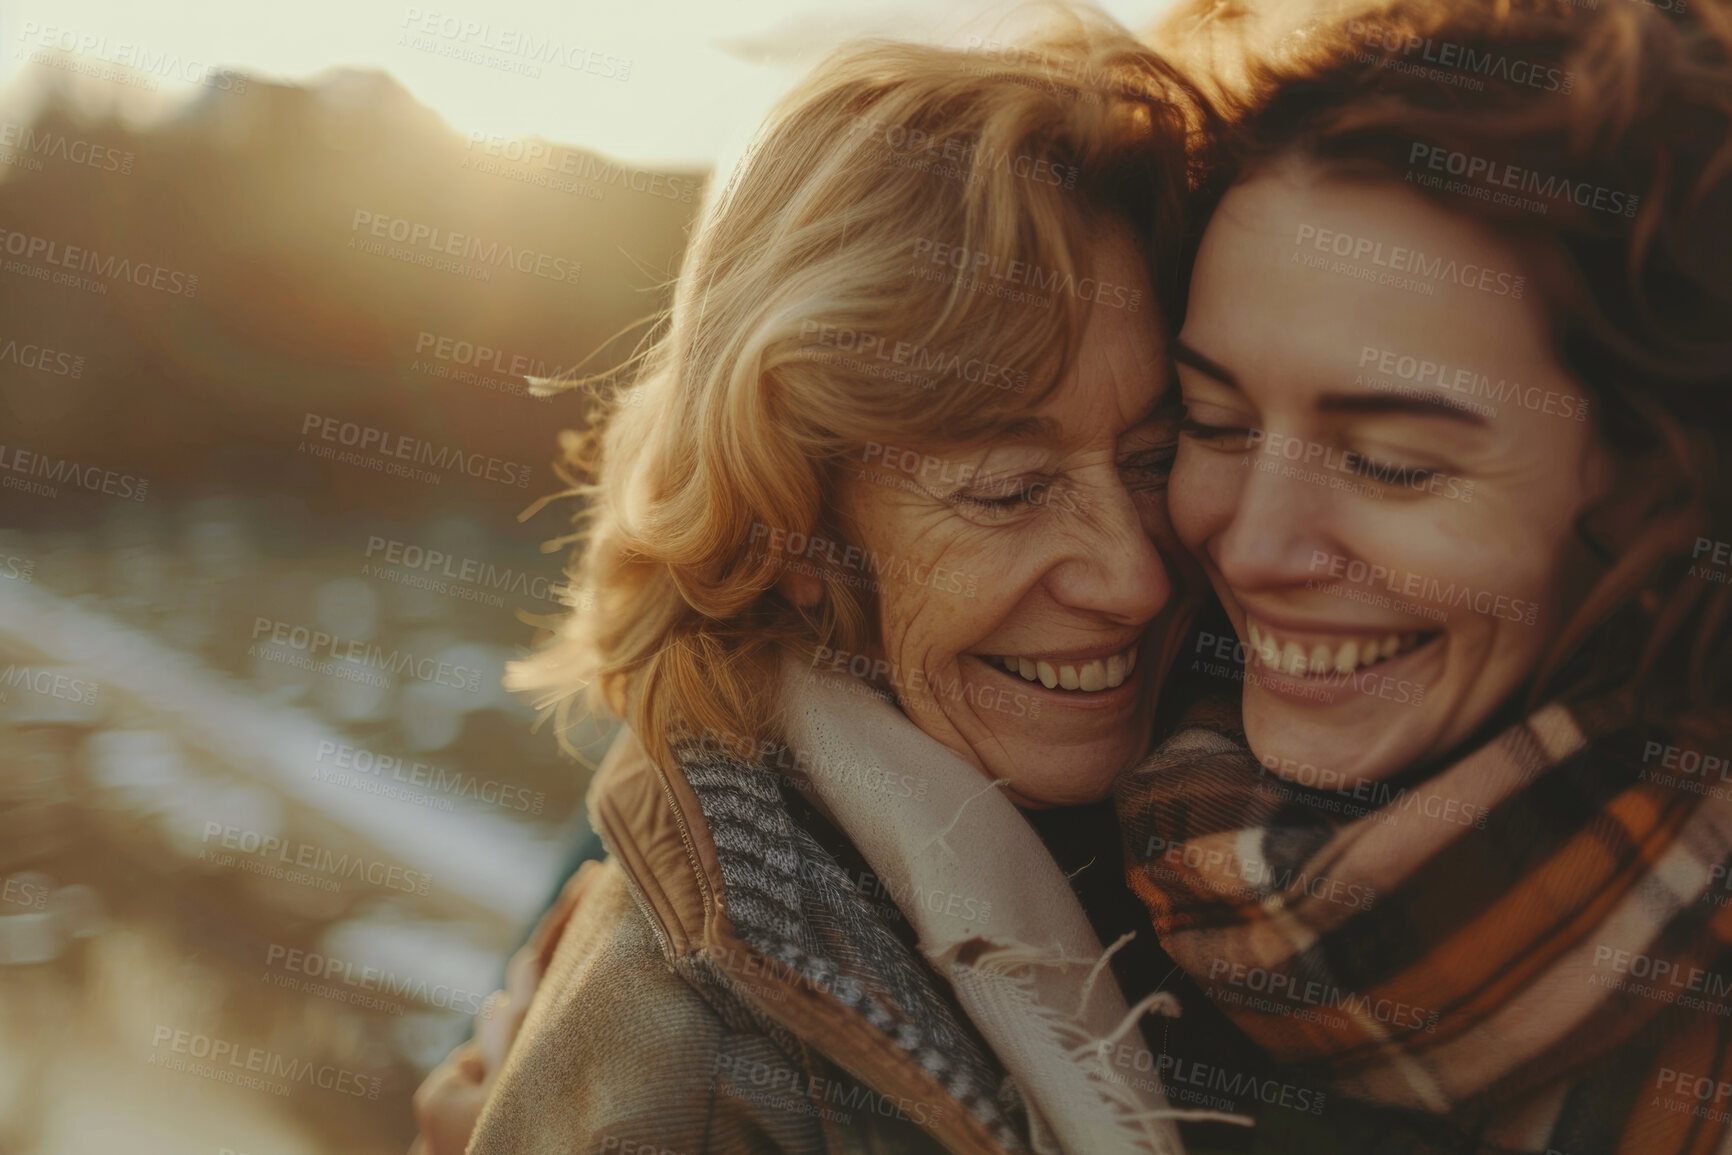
left=0, top=0, right=1176, bottom=164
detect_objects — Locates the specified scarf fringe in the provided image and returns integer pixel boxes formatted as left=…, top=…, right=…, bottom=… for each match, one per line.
left=954, top=937, right=1251, bottom=1150
left=924, top=776, right=1012, bottom=864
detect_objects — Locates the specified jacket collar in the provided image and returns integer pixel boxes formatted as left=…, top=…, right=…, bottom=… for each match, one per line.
left=588, top=731, right=1026, bottom=1154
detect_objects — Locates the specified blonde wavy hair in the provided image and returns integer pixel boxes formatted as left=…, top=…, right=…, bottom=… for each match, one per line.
left=508, top=18, right=1214, bottom=769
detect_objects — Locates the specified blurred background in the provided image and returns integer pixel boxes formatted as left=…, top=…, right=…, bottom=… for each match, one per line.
left=0, top=1, right=1174, bottom=1152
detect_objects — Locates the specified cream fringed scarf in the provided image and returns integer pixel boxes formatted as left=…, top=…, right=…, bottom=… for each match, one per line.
left=779, top=656, right=1239, bottom=1155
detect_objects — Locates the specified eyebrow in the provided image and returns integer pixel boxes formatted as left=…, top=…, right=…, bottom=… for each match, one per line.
left=1173, top=339, right=1489, bottom=427
left=1172, top=339, right=1240, bottom=389
left=1316, top=393, right=1489, bottom=426
left=995, top=414, right=1061, bottom=442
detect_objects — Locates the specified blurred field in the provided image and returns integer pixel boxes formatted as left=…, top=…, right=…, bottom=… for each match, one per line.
left=0, top=58, right=703, bottom=1155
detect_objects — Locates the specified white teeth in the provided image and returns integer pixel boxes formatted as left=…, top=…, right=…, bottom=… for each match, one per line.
left=1308, top=644, right=1331, bottom=675
left=1333, top=640, right=1358, bottom=674
left=990, top=646, right=1136, bottom=692
left=1244, top=616, right=1429, bottom=678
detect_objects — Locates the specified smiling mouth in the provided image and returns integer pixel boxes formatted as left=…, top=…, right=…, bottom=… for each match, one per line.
left=979, top=645, right=1138, bottom=692
left=1247, top=615, right=1439, bottom=678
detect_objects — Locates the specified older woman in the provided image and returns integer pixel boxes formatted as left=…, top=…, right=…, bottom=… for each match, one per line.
left=1121, top=0, right=1732, bottom=1151
left=420, top=21, right=1239, bottom=1155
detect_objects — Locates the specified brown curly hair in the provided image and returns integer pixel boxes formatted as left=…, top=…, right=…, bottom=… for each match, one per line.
left=1159, top=0, right=1732, bottom=747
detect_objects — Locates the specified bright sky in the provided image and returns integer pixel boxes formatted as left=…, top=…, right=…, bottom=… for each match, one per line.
left=0, top=0, right=1178, bottom=166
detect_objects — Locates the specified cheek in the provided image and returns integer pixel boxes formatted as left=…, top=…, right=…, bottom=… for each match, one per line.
left=1342, top=502, right=1567, bottom=640
left=864, top=530, right=1018, bottom=660
left=1168, top=445, right=1233, bottom=554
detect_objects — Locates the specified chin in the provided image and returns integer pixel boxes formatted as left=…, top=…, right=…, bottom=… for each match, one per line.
left=993, top=744, right=1132, bottom=809
left=1244, top=701, right=1424, bottom=786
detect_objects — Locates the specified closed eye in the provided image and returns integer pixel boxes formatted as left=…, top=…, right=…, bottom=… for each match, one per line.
left=951, top=473, right=1049, bottom=513
left=1119, top=444, right=1177, bottom=491
left=1178, top=417, right=1256, bottom=451
left=955, top=490, right=1030, bottom=510
left=1350, top=455, right=1436, bottom=485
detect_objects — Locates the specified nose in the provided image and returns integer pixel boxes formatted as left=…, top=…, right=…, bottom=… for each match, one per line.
left=1211, top=447, right=1339, bottom=594
left=1044, top=477, right=1173, bottom=625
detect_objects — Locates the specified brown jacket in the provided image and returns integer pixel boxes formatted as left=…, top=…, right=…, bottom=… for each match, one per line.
left=468, top=734, right=1035, bottom=1155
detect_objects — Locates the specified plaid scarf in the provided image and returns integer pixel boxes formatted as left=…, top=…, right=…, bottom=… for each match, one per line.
left=1115, top=694, right=1732, bottom=1154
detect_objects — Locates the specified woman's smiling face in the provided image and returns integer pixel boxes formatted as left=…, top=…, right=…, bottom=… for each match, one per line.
left=830, top=226, right=1199, bottom=808
left=1170, top=156, right=1611, bottom=786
